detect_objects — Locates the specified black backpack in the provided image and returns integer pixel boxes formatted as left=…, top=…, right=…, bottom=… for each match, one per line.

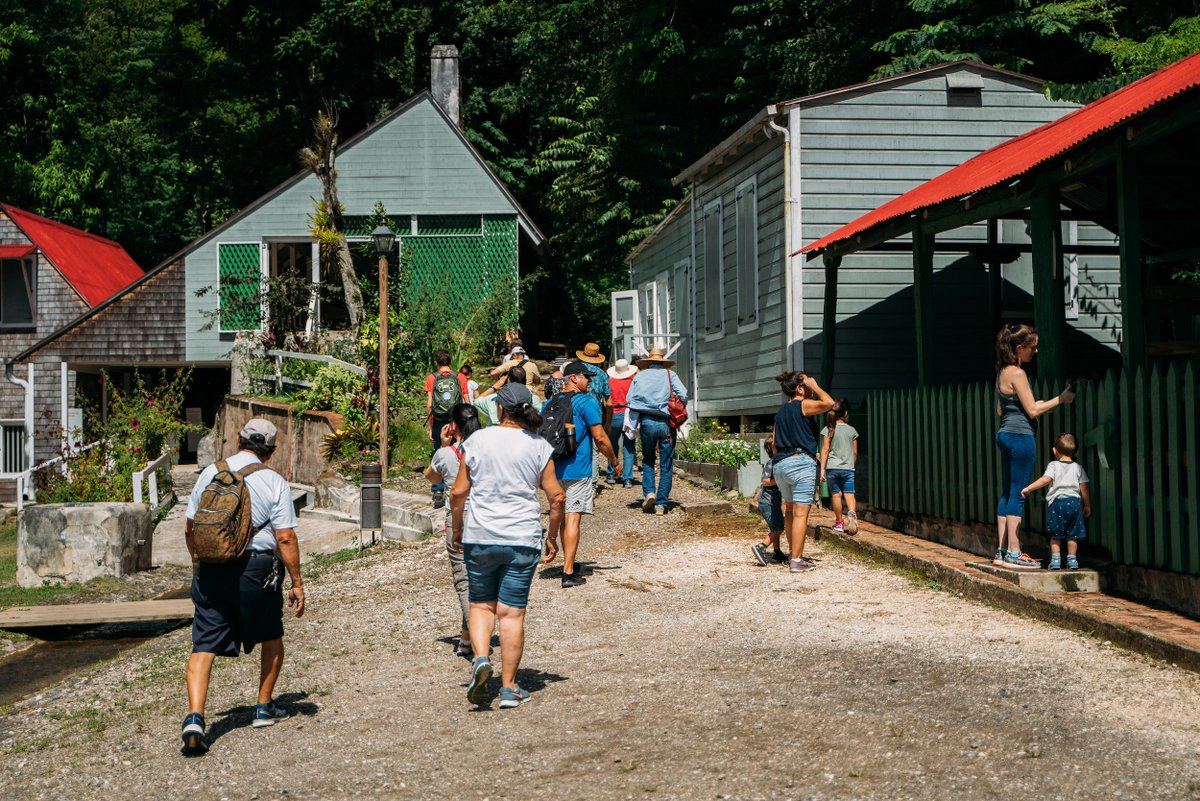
left=538, top=392, right=579, bottom=460
left=430, top=372, right=463, bottom=417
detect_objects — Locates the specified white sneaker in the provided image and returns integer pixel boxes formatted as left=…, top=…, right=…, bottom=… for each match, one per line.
left=642, top=493, right=656, bottom=512
left=844, top=511, right=859, bottom=535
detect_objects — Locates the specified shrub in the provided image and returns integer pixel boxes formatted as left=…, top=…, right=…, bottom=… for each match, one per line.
left=678, top=438, right=760, bottom=467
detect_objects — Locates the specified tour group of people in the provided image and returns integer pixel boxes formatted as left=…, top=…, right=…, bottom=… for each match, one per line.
left=180, top=324, right=1087, bottom=748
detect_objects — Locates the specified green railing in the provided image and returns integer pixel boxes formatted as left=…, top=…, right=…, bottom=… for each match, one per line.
left=867, top=364, right=1200, bottom=575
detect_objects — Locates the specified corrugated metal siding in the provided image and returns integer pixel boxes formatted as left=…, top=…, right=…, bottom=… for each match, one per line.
left=691, top=138, right=786, bottom=416
left=798, top=72, right=1120, bottom=400
left=186, top=95, right=523, bottom=362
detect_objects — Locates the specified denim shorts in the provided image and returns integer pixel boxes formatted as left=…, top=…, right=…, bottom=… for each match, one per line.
left=462, top=543, right=542, bottom=608
left=774, top=453, right=818, bottom=505
left=826, top=469, right=855, bottom=496
left=757, top=485, right=784, bottom=531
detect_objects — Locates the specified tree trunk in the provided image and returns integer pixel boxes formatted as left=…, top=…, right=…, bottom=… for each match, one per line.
left=301, top=109, right=364, bottom=331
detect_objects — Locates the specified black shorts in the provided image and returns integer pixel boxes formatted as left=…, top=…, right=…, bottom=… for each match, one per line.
left=191, top=552, right=285, bottom=657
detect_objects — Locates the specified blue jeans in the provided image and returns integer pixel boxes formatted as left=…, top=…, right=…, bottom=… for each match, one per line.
left=609, top=412, right=636, bottom=481
left=462, top=543, right=542, bottom=608
left=640, top=418, right=675, bottom=507
left=996, top=432, right=1035, bottom=518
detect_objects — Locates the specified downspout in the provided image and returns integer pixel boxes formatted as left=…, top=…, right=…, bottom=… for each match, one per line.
left=688, top=181, right=700, bottom=414
left=764, top=107, right=803, bottom=371
left=4, top=358, right=35, bottom=501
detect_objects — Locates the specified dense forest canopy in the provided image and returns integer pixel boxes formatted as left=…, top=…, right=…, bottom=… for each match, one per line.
left=2, top=0, right=1197, bottom=344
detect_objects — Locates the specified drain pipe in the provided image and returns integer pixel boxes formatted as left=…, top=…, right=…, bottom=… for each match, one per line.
left=764, top=108, right=803, bottom=371
left=4, top=358, right=35, bottom=503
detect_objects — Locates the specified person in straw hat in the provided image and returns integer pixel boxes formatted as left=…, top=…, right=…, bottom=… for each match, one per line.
left=605, top=358, right=639, bottom=487
left=625, top=347, right=688, bottom=514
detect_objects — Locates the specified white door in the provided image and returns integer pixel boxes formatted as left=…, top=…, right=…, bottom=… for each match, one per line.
left=610, top=290, right=640, bottom=362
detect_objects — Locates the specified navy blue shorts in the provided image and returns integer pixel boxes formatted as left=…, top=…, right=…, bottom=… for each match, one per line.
left=463, top=543, right=541, bottom=608
left=826, top=469, right=855, bottom=495
left=191, top=552, right=284, bottom=657
left=1047, top=496, right=1087, bottom=541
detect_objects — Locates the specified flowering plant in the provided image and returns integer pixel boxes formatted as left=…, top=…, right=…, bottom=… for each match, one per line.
left=679, top=438, right=760, bottom=467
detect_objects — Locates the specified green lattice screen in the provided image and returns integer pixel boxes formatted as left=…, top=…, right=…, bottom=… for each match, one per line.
left=218, top=242, right=261, bottom=331
left=418, top=215, right=482, bottom=236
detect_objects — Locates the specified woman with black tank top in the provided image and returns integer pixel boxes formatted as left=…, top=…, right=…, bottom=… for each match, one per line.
left=772, top=371, right=836, bottom=573
left=994, top=324, right=1075, bottom=570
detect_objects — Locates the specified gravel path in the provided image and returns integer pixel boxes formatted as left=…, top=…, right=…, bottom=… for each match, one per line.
left=3, top=477, right=1200, bottom=800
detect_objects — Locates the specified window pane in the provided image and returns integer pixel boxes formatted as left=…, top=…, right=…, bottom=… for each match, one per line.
left=704, top=207, right=721, bottom=331
left=1, top=261, right=33, bottom=324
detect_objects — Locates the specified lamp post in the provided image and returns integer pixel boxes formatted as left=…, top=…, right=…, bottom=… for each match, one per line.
left=372, top=224, right=396, bottom=477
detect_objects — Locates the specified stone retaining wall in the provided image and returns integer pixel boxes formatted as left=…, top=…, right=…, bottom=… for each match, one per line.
left=17, top=503, right=152, bottom=587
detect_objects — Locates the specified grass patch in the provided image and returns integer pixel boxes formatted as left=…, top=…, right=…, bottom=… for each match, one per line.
left=302, top=541, right=396, bottom=581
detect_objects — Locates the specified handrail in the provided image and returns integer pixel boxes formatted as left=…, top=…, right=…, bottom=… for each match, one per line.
left=266, top=350, right=367, bottom=395
left=1, top=439, right=106, bottom=513
left=132, top=450, right=174, bottom=511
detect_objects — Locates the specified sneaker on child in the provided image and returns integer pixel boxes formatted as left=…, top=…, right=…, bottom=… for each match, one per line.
left=832, top=521, right=844, bottom=533
left=751, top=543, right=770, bottom=566
left=844, top=510, right=859, bottom=535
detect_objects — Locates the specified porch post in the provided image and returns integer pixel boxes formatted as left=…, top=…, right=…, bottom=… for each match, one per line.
left=60, top=361, right=68, bottom=455
left=913, top=221, right=935, bottom=386
left=986, top=218, right=1003, bottom=338
left=1116, top=142, right=1145, bottom=371
left=820, top=254, right=841, bottom=389
left=1030, top=174, right=1065, bottom=382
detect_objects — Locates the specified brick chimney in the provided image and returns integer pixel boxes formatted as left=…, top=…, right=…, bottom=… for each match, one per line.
left=431, top=45, right=461, bottom=128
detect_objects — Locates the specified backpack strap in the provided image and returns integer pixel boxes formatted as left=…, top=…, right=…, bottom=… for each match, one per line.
left=236, top=462, right=271, bottom=478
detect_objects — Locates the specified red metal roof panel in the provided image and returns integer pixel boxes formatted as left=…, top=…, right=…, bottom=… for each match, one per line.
left=801, top=51, right=1200, bottom=255
left=1, top=205, right=143, bottom=306
left=0, top=245, right=35, bottom=259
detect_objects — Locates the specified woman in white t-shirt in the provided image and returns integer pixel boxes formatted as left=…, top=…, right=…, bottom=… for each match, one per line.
left=450, top=383, right=565, bottom=709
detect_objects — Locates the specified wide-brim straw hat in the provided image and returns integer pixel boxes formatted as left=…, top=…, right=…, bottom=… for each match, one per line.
left=575, top=342, right=606, bottom=364
left=635, top=347, right=675, bottom=369
left=607, top=358, right=638, bottom=379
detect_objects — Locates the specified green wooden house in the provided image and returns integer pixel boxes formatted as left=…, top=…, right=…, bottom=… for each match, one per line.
left=623, top=61, right=1123, bottom=423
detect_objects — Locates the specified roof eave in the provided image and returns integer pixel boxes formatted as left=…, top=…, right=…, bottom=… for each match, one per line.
left=672, top=106, right=778, bottom=186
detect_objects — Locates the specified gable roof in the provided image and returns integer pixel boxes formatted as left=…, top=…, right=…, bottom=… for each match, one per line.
left=1, top=204, right=144, bottom=307
left=801, top=51, right=1200, bottom=255
left=173, top=91, right=544, bottom=262
left=673, top=61, right=1046, bottom=186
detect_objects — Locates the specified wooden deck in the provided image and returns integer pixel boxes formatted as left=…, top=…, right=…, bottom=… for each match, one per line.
left=0, top=599, right=193, bottom=632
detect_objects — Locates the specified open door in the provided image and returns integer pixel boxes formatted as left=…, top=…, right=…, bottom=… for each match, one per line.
left=610, top=289, right=640, bottom=362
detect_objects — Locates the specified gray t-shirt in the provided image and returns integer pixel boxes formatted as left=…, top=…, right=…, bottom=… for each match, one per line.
left=186, top=451, right=297, bottom=553
left=1043, top=459, right=1088, bottom=504
left=820, top=423, right=859, bottom=470
left=461, top=426, right=554, bottom=549
left=430, top=445, right=462, bottom=488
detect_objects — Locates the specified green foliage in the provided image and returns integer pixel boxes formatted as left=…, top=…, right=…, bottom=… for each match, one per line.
left=679, top=437, right=761, bottom=466
left=35, top=369, right=197, bottom=504
left=295, top=365, right=371, bottom=425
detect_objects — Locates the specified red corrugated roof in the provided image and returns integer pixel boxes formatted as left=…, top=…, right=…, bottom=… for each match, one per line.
left=801, top=51, right=1200, bottom=255
left=1, top=204, right=143, bottom=306
left=0, top=245, right=35, bottom=259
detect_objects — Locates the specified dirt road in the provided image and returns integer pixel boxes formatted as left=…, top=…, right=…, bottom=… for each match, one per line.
left=3, top=477, right=1200, bottom=800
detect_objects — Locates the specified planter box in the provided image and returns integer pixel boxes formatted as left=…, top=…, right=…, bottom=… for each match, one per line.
left=215, top=397, right=344, bottom=486
left=17, top=503, right=152, bottom=588
left=677, top=459, right=761, bottom=496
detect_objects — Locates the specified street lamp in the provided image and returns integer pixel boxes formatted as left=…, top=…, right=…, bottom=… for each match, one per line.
left=372, top=224, right=396, bottom=477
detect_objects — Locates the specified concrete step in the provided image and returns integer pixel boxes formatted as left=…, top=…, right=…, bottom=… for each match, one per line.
left=382, top=522, right=427, bottom=543
left=299, top=507, right=358, bottom=525
left=966, top=561, right=1100, bottom=593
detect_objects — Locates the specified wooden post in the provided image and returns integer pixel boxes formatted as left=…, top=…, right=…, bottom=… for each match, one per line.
left=986, top=218, right=1002, bottom=338
left=1030, top=175, right=1065, bottom=382
left=821, top=254, right=841, bottom=390
left=379, top=253, right=389, bottom=478
left=1116, top=141, right=1145, bottom=371
left=913, top=222, right=935, bottom=386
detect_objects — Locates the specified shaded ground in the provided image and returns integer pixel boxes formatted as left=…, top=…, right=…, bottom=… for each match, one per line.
left=2, top=478, right=1200, bottom=800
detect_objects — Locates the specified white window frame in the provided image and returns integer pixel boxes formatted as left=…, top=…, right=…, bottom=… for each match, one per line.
left=703, top=199, right=725, bottom=340
left=610, top=289, right=640, bottom=362
left=1065, top=220, right=1080, bottom=320
left=735, top=176, right=760, bottom=333
left=0, top=418, right=27, bottom=472
left=0, top=257, right=37, bottom=329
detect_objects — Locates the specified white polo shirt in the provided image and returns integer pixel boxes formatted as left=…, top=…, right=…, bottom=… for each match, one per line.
left=186, top=451, right=297, bottom=553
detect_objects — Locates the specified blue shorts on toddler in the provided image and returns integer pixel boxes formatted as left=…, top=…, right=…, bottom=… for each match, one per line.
left=758, top=485, right=783, bottom=531
left=1047, top=496, right=1087, bottom=540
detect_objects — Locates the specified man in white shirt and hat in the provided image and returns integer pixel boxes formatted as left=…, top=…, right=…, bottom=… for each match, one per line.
left=605, top=357, right=639, bottom=487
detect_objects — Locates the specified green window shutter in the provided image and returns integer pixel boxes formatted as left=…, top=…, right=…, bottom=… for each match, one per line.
left=735, top=179, right=758, bottom=326
left=218, top=242, right=262, bottom=331
left=703, top=201, right=723, bottom=334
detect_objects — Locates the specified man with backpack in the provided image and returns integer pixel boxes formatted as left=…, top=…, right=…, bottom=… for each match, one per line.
left=181, top=419, right=304, bottom=756
left=426, top=349, right=470, bottom=507
left=542, top=360, right=617, bottom=588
